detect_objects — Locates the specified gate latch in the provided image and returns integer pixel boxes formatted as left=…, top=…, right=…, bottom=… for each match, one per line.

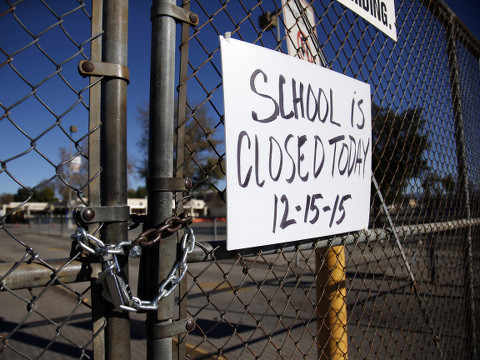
left=151, top=3, right=199, bottom=26
left=146, top=318, right=196, bottom=339
left=78, top=60, right=130, bottom=83
left=73, top=206, right=130, bottom=227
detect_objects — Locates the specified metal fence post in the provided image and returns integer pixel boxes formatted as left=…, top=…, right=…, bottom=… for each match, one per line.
left=316, top=245, right=348, bottom=360
left=446, top=11, right=478, bottom=360
left=100, top=0, right=131, bottom=359
left=144, top=0, right=176, bottom=359
left=176, top=1, right=191, bottom=358
left=88, top=0, right=106, bottom=358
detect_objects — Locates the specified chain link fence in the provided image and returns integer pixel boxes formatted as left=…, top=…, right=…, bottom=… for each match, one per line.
left=0, top=0, right=99, bottom=359
left=1, top=0, right=479, bottom=359
left=177, top=0, right=479, bottom=359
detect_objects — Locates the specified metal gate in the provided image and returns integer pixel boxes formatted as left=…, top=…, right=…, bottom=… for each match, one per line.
left=1, top=0, right=479, bottom=359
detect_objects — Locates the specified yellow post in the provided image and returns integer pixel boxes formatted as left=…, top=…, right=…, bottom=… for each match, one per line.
left=316, top=245, right=348, bottom=360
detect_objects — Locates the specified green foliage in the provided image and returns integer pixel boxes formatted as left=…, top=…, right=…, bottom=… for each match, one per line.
left=127, top=186, right=147, bottom=198
left=0, top=193, right=13, bottom=204
left=372, top=105, right=430, bottom=204
left=13, top=186, right=58, bottom=203
left=135, top=104, right=149, bottom=180
left=422, top=172, right=456, bottom=199
left=135, top=101, right=224, bottom=191
left=54, top=144, right=135, bottom=201
left=189, top=156, right=225, bottom=191
left=55, top=146, right=88, bottom=201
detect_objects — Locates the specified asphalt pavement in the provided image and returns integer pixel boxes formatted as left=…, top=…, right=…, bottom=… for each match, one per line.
left=0, top=224, right=466, bottom=359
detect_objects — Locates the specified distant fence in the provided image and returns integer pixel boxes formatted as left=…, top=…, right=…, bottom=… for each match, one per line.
left=27, top=217, right=76, bottom=238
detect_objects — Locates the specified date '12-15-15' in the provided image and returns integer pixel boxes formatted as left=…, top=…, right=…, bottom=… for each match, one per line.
left=272, top=193, right=352, bottom=233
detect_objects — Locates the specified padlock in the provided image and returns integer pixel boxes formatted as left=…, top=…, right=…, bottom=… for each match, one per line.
left=98, top=254, right=133, bottom=309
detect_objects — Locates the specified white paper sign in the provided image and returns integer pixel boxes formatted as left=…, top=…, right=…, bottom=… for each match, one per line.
left=336, top=0, right=397, bottom=41
left=282, top=0, right=321, bottom=65
left=221, top=36, right=371, bottom=250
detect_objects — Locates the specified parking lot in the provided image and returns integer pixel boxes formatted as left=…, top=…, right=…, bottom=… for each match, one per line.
left=1, top=223, right=470, bottom=359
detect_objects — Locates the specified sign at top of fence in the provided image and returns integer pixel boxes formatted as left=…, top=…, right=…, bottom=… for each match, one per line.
left=282, top=0, right=322, bottom=65
left=220, top=36, right=372, bottom=251
left=335, top=0, right=397, bottom=41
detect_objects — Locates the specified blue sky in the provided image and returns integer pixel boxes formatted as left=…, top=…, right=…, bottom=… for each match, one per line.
left=0, top=0, right=479, bottom=196
left=446, top=1, right=480, bottom=41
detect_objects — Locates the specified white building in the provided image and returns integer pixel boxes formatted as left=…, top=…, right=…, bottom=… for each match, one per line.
left=128, top=198, right=207, bottom=217
left=1, top=198, right=208, bottom=222
left=1, top=202, right=49, bottom=222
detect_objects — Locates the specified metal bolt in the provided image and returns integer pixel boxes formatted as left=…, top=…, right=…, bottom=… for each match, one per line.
left=184, top=178, right=192, bottom=191
left=81, top=61, right=95, bottom=73
left=185, top=319, right=195, bottom=332
left=83, top=208, right=96, bottom=222
left=189, top=13, right=198, bottom=24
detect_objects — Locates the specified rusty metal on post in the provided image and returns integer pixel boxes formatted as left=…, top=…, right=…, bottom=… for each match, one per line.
left=446, top=13, right=478, bottom=360
left=143, top=0, right=177, bottom=359
left=100, top=0, right=130, bottom=359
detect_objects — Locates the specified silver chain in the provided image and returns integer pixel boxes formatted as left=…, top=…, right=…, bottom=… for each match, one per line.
left=71, top=226, right=196, bottom=312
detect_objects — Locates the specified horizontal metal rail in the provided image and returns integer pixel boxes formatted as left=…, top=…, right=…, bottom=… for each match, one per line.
left=1, top=218, right=478, bottom=290
left=0, top=259, right=101, bottom=291
left=189, top=218, right=480, bottom=262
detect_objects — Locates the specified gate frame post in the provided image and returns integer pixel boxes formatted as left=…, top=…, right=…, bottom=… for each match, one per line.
left=176, top=0, right=192, bottom=358
left=144, top=1, right=177, bottom=359
left=446, top=11, right=478, bottom=359
left=99, top=0, right=131, bottom=359
left=88, top=0, right=106, bottom=358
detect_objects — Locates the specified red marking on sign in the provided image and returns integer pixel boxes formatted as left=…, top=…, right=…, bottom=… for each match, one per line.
left=296, top=31, right=313, bottom=63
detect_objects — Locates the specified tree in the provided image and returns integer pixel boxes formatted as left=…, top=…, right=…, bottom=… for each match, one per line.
left=13, top=185, right=58, bottom=203
left=127, top=186, right=147, bottom=198
left=372, top=105, right=430, bottom=204
left=0, top=193, right=13, bottom=204
left=55, top=143, right=135, bottom=200
left=422, top=172, right=456, bottom=199
left=55, top=146, right=89, bottom=201
left=135, top=101, right=225, bottom=191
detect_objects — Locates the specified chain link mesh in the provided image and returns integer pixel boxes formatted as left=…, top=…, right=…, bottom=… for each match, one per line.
left=0, top=1, right=98, bottom=358
left=1, top=0, right=479, bottom=359
left=175, top=0, right=480, bottom=359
